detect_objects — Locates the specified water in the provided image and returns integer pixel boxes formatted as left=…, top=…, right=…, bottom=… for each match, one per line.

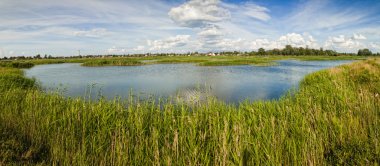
left=24, top=60, right=353, bottom=103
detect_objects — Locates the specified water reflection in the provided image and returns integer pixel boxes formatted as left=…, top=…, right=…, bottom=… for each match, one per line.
left=24, top=60, right=353, bottom=103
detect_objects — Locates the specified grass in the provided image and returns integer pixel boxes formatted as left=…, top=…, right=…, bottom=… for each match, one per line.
left=0, top=61, right=35, bottom=68
left=0, top=57, right=379, bottom=165
left=81, top=59, right=143, bottom=67
left=1, top=55, right=367, bottom=67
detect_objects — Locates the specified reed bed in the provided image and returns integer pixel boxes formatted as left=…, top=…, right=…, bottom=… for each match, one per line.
left=0, top=58, right=379, bottom=165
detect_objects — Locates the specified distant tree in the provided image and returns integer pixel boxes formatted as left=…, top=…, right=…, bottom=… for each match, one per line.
left=34, top=54, right=41, bottom=59
left=283, top=45, right=294, bottom=55
left=258, top=48, right=266, bottom=55
left=358, top=48, right=372, bottom=56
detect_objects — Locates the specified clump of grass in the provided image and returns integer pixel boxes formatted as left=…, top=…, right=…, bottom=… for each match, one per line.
left=0, top=67, right=24, bottom=75
left=81, top=59, right=143, bottom=67
left=0, top=58, right=379, bottom=165
left=0, top=74, right=36, bottom=91
left=198, top=59, right=276, bottom=66
left=0, top=62, right=34, bottom=68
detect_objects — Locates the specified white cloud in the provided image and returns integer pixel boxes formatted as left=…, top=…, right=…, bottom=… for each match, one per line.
left=133, top=45, right=145, bottom=52
left=106, top=45, right=146, bottom=54
left=324, top=34, right=366, bottom=52
left=352, top=33, right=366, bottom=40
left=107, top=46, right=128, bottom=54
left=216, top=38, right=250, bottom=51
left=250, top=33, right=319, bottom=50
left=73, top=28, right=109, bottom=38
left=197, top=25, right=224, bottom=37
left=251, top=39, right=276, bottom=50
left=368, top=42, right=380, bottom=52
left=148, top=35, right=191, bottom=51
left=241, top=3, right=271, bottom=21
left=1, top=0, right=379, bottom=55
left=285, top=0, right=370, bottom=31
left=332, top=35, right=346, bottom=43
left=0, top=48, right=4, bottom=57
left=275, top=33, right=315, bottom=48
left=278, top=33, right=306, bottom=46
left=168, top=0, right=230, bottom=28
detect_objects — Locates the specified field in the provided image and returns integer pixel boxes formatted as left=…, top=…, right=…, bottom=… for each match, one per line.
left=0, top=56, right=379, bottom=165
left=1, top=55, right=366, bottom=67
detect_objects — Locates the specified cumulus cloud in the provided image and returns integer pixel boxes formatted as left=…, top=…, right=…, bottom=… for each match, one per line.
left=278, top=33, right=306, bottom=46
left=148, top=35, right=191, bottom=51
left=352, top=33, right=366, bottom=40
left=324, top=34, right=366, bottom=52
left=168, top=0, right=230, bottom=28
left=279, top=33, right=318, bottom=48
left=251, top=33, right=319, bottom=50
left=251, top=39, right=273, bottom=49
left=168, top=0, right=273, bottom=52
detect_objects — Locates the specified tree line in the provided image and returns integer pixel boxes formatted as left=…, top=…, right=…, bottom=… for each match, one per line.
left=1, top=45, right=379, bottom=60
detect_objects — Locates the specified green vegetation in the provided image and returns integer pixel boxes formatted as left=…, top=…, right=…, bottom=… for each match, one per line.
left=1, top=53, right=368, bottom=68
left=149, top=55, right=364, bottom=66
left=358, top=48, right=373, bottom=56
left=0, top=49, right=368, bottom=68
left=81, top=59, right=143, bottom=67
left=0, top=61, right=35, bottom=68
left=0, top=57, right=379, bottom=165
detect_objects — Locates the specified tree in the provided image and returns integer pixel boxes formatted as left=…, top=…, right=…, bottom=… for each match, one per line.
left=358, top=49, right=372, bottom=56
left=34, top=54, right=41, bottom=59
left=258, top=48, right=266, bottom=55
left=283, top=45, right=294, bottom=55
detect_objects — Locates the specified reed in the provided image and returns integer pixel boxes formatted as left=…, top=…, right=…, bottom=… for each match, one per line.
left=0, top=58, right=379, bottom=165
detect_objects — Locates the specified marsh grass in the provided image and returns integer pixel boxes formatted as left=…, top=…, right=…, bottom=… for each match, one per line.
left=0, top=61, right=35, bottom=68
left=0, top=58, right=379, bottom=165
left=81, top=59, right=143, bottom=67
left=1, top=55, right=366, bottom=67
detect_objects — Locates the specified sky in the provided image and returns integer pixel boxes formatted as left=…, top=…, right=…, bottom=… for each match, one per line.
left=0, top=0, right=379, bottom=57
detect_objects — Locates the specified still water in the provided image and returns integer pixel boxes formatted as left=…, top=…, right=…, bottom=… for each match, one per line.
left=24, top=60, right=352, bottom=103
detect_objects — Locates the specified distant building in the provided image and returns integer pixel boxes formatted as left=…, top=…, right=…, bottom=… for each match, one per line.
left=208, top=52, right=216, bottom=56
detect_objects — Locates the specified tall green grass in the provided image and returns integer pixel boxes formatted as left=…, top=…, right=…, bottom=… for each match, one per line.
left=2, top=55, right=366, bottom=67
left=0, top=58, right=379, bottom=165
left=0, top=61, right=34, bottom=68
left=81, top=59, right=143, bottom=67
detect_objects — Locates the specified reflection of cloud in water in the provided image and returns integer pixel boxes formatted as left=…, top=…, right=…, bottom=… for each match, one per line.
left=175, top=85, right=213, bottom=104
left=24, top=60, right=353, bottom=103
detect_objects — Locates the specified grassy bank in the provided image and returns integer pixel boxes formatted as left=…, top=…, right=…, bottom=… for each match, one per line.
left=0, top=58, right=379, bottom=165
left=1, top=55, right=366, bottom=67
left=81, top=59, right=143, bottom=67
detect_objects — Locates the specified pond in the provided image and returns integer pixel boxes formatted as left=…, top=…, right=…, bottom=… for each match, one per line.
left=24, top=60, right=353, bottom=103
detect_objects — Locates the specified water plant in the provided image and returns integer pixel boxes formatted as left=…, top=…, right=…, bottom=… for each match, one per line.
left=0, top=58, right=379, bottom=165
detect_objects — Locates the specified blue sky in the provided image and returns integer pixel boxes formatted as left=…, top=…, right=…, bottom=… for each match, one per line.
left=0, top=0, right=379, bottom=57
